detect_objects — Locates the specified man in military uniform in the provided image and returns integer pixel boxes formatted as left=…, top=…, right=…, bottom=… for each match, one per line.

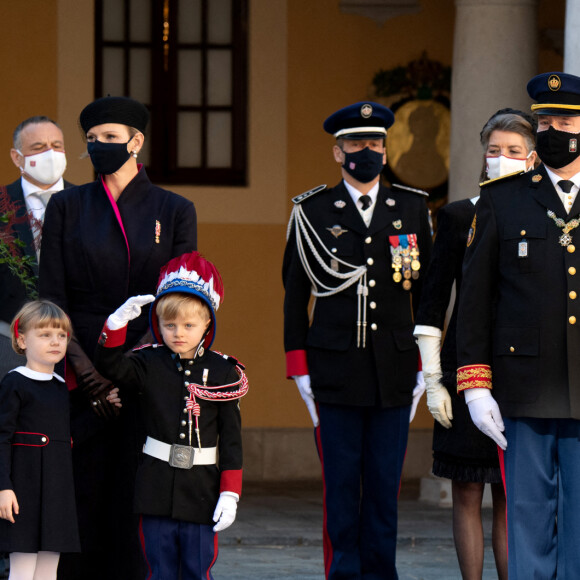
left=283, top=102, right=432, bottom=579
left=457, top=72, right=580, bottom=579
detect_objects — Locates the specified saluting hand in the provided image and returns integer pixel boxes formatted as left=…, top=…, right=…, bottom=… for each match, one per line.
left=107, top=295, right=156, bottom=330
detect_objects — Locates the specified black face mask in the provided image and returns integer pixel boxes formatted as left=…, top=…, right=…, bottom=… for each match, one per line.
left=86, top=136, right=133, bottom=175
left=341, top=147, right=385, bottom=183
left=535, top=126, right=580, bottom=170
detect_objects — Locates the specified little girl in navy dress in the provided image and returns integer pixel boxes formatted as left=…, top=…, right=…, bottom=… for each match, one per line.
left=0, top=301, right=120, bottom=580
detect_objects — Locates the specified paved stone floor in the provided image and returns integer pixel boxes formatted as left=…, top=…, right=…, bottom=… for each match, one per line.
left=213, top=481, right=500, bottom=579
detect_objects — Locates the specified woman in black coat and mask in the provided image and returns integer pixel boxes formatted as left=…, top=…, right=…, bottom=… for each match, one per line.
left=39, top=96, right=197, bottom=580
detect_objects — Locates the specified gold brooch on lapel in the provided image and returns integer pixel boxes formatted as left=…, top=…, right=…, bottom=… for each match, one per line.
left=327, top=225, right=348, bottom=238
left=393, top=219, right=402, bottom=230
left=155, top=220, right=161, bottom=243
left=532, top=174, right=542, bottom=183
left=334, top=200, right=347, bottom=209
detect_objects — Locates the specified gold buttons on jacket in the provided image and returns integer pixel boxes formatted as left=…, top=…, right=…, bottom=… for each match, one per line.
left=365, top=236, right=372, bottom=244
left=509, top=347, right=515, bottom=352
left=369, top=301, right=377, bottom=309
left=371, top=323, right=378, bottom=331
left=181, top=420, right=187, bottom=426
left=41, top=437, right=47, bottom=443
left=179, top=433, right=186, bottom=439
left=369, top=279, right=376, bottom=287
left=520, top=230, right=526, bottom=236
left=570, top=267, right=577, bottom=275
left=367, top=257, right=374, bottom=265
left=184, top=370, right=191, bottom=376
left=570, top=291, right=577, bottom=300
left=568, top=245, right=576, bottom=253
left=570, top=316, right=577, bottom=325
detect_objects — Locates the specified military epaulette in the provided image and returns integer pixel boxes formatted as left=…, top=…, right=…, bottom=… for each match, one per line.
left=391, top=183, right=429, bottom=197
left=479, top=170, right=524, bottom=188
left=215, top=350, right=246, bottom=370
left=292, top=184, right=327, bottom=204
left=132, top=343, right=163, bottom=352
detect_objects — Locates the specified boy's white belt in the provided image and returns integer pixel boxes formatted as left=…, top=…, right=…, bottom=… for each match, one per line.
left=143, top=436, right=217, bottom=467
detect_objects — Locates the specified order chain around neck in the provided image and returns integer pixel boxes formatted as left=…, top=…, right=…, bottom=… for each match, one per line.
left=547, top=209, right=580, bottom=246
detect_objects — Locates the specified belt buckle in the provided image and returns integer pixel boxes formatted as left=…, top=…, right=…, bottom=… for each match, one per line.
left=169, top=444, right=194, bottom=469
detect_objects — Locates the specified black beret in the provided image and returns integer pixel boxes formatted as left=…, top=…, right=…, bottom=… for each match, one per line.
left=80, top=96, right=150, bottom=133
left=527, top=72, right=580, bottom=117
left=323, top=101, right=394, bottom=139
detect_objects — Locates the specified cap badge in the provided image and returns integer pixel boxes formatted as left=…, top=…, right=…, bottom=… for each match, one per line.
left=360, top=104, right=373, bottom=118
left=532, top=174, right=542, bottom=183
left=334, top=200, right=347, bottom=209
left=327, top=225, right=348, bottom=238
left=386, top=198, right=396, bottom=207
left=570, top=139, right=578, bottom=153
left=548, top=74, right=561, bottom=92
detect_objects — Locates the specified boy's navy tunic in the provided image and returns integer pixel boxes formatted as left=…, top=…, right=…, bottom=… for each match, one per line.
left=94, top=343, right=243, bottom=524
left=0, top=370, right=80, bottom=553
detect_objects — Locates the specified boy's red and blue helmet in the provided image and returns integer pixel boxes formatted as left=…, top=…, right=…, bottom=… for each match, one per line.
left=149, top=252, right=224, bottom=349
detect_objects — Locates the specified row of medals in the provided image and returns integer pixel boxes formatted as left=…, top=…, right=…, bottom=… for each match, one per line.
left=391, top=246, right=420, bottom=290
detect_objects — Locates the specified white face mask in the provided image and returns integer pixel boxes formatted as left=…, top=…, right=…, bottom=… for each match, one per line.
left=485, top=151, right=533, bottom=181
left=18, top=148, right=67, bottom=185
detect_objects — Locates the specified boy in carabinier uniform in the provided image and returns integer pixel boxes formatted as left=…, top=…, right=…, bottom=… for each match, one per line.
left=94, top=251, right=248, bottom=580
left=283, top=101, right=432, bottom=579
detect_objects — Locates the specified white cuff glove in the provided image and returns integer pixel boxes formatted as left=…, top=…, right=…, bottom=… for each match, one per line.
left=416, top=333, right=453, bottom=429
left=409, top=371, right=425, bottom=423
left=465, top=388, right=507, bottom=450
left=107, top=295, right=156, bottom=330
left=212, top=491, right=239, bottom=532
left=294, top=375, right=319, bottom=427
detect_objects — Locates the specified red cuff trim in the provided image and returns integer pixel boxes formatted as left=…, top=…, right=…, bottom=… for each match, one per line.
left=457, top=364, right=492, bottom=393
left=286, top=350, right=308, bottom=378
left=220, top=469, right=242, bottom=496
left=98, top=323, right=128, bottom=348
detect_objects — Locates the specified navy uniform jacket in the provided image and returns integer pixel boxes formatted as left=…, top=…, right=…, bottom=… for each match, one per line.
left=457, top=165, right=580, bottom=419
left=0, top=178, right=73, bottom=325
left=94, top=333, right=243, bottom=525
left=38, top=168, right=197, bottom=357
left=283, top=181, right=432, bottom=407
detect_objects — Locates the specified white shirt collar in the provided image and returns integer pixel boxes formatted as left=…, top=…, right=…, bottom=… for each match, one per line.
left=544, top=166, right=580, bottom=214
left=343, top=179, right=380, bottom=209
left=11, top=366, right=65, bottom=382
left=21, top=176, right=65, bottom=199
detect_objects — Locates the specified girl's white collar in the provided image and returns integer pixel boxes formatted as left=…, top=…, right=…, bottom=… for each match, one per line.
left=11, top=366, right=65, bottom=383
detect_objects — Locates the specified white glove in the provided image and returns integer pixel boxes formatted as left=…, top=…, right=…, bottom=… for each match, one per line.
left=409, top=371, right=425, bottom=423
left=294, top=375, right=319, bottom=427
left=465, top=388, right=507, bottom=450
left=213, top=491, right=239, bottom=532
left=107, top=295, right=156, bottom=330
left=415, top=333, right=453, bottom=428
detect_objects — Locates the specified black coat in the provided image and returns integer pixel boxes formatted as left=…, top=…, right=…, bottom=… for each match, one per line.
left=0, top=370, right=80, bottom=553
left=457, top=165, right=580, bottom=418
left=415, top=199, right=499, bottom=463
left=94, top=342, right=243, bottom=525
left=0, top=178, right=74, bottom=325
left=283, top=181, right=432, bottom=407
left=39, top=168, right=197, bottom=357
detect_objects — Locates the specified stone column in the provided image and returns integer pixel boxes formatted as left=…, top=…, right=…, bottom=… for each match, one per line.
left=448, top=0, right=538, bottom=202
left=564, top=0, right=580, bottom=74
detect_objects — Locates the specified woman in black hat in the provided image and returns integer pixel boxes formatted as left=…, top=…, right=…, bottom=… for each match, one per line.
left=38, top=96, right=197, bottom=580
left=414, top=109, right=538, bottom=580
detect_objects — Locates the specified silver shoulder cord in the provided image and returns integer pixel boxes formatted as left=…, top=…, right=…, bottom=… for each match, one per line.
left=287, top=205, right=369, bottom=347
